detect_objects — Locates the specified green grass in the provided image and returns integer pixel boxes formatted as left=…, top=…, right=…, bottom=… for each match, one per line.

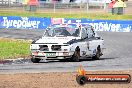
left=0, top=11, right=132, bottom=20
left=0, top=38, right=30, bottom=60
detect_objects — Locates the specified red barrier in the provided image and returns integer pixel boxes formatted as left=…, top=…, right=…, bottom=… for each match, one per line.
left=28, top=0, right=38, bottom=5
left=108, top=0, right=116, bottom=8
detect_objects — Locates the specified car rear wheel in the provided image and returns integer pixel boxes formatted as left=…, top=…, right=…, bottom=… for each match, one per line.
left=31, top=58, right=41, bottom=63
left=92, top=52, right=100, bottom=60
left=92, top=45, right=102, bottom=60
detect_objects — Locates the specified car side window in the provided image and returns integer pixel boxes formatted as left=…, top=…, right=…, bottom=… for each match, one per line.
left=87, top=26, right=95, bottom=38
left=81, top=28, right=87, bottom=39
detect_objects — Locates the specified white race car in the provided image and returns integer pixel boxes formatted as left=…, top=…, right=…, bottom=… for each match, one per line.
left=30, top=24, right=105, bottom=63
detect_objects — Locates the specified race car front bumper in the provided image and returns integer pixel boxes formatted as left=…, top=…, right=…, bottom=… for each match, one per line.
left=31, top=51, right=74, bottom=59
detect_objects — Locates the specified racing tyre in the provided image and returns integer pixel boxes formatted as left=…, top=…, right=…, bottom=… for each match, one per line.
left=92, top=53, right=100, bottom=60
left=72, top=52, right=80, bottom=62
left=76, top=75, right=87, bottom=85
left=92, top=45, right=102, bottom=60
left=71, top=46, right=80, bottom=62
left=31, top=58, right=41, bottom=63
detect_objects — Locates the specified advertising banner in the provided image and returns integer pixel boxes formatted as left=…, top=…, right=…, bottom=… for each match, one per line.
left=0, top=16, right=51, bottom=29
left=64, top=18, right=132, bottom=32
left=0, top=16, right=132, bottom=32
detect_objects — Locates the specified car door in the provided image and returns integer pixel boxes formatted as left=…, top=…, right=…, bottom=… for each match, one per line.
left=79, top=27, right=88, bottom=57
left=87, top=26, right=103, bottom=55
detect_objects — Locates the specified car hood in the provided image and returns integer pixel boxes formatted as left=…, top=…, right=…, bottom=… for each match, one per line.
left=35, top=37, right=80, bottom=44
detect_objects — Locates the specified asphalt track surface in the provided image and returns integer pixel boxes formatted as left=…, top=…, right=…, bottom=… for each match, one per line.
left=0, top=29, right=132, bottom=73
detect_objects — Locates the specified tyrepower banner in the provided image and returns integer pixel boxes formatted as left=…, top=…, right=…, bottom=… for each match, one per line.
left=0, top=16, right=51, bottom=29
left=0, top=16, right=132, bottom=32
left=63, top=18, right=132, bottom=32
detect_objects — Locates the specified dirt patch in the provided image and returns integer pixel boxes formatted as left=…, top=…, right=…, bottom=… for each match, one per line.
left=0, top=70, right=131, bottom=88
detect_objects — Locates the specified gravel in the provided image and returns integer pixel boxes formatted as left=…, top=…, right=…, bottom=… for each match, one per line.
left=0, top=70, right=131, bottom=88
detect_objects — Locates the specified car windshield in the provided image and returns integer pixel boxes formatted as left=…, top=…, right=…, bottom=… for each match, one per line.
left=43, top=26, right=80, bottom=37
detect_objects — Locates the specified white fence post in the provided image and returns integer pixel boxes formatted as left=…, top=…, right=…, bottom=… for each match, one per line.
left=86, top=0, right=89, bottom=13
left=53, top=2, right=56, bottom=13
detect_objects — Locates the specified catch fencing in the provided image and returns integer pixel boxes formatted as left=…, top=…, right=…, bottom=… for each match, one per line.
left=0, top=0, right=132, bottom=14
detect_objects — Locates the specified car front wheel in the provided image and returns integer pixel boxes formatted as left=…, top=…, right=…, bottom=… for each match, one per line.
left=31, top=57, right=41, bottom=63
left=71, top=46, right=80, bottom=62
left=71, top=52, right=80, bottom=62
